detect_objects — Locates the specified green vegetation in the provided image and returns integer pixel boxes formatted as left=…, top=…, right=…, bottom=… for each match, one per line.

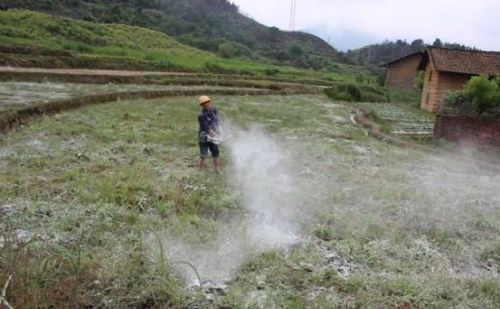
left=1, top=93, right=498, bottom=307
left=414, top=71, right=425, bottom=91
left=388, top=89, right=422, bottom=109
left=1, top=0, right=347, bottom=68
left=0, top=9, right=373, bottom=79
left=324, top=82, right=388, bottom=102
left=445, top=76, right=500, bottom=114
left=0, top=9, right=240, bottom=73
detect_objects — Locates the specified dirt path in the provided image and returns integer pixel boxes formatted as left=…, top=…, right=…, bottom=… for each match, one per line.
left=0, top=66, right=195, bottom=77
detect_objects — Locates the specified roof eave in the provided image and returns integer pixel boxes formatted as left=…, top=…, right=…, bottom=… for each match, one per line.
left=382, top=51, right=424, bottom=67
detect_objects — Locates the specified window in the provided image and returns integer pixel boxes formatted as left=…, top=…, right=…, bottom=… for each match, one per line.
left=428, top=70, right=433, bottom=82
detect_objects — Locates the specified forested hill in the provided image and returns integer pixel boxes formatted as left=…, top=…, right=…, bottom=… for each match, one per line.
left=0, top=0, right=348, bottom=68
left=345, top=38, right=477, bottom=65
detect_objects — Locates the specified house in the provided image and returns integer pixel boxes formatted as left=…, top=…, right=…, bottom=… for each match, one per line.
left=417, top=48, right=500, bottom=112
left=383, top=52, right=424, bottom=92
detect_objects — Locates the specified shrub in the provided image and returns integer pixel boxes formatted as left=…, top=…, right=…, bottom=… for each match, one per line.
left=345, top=83, right=362, bottom=101
left=324, top=85, right=359, bottom=102
left=217, top=41, right=237, bottom=58
left=203, top=62, right=237, bottom=74
left=0, top=26, right=32, bottom=38
left=333, top=91, right=353, bottom=102
left=325, top=87, right=356, bottom=102
left=464, top=76, right=499, bottom=114
left=355, top=74, right=365, bottom=83
left=288, top=44, right=304, bottom=58
left=237, top=69, right=254, bottom=76
left=314, top=224, right=333, bottom=241
left=324, top=87, right=342, bottom=101
left=376, top=71, right=386, bottom=87
left=264, top=68, right=280, bottom=76
left=325, top=82, right=387, bottom=102
left=445, top=76, right=500, bottom=114
left=444, top=90, right=470, bottom=113
left=414, top=71, right=424, bottom=91
left=445, top=90, right=466, bottom=105
left=62, top=42, right=92, bottom=53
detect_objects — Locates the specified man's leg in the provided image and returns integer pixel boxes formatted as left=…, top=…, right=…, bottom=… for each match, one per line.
left=199, top=158, right=206, bottom=170
left=208, top=142, right=220, bottom=174
left=199, top=142, right=208, bottom=171
left=213, top=157, right=220, bottom=174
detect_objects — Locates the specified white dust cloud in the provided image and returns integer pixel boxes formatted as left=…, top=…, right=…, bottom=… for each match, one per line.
left=148, top=125, right=304, bottom=284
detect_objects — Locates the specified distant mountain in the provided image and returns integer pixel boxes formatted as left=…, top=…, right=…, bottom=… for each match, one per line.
left=302, top=26, right=379, bottom=52
left=344, top=38, right=478, bottom=66
left=0, top=0, right=349, bottom=68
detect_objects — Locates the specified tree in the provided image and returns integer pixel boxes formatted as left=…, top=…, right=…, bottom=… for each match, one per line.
left=432, top=38, right=443, bottom=48
left=218, top=41, right=237, bottom=58
left=268, top=26, right=279, bottom=40
left=288, top=44, right=304, bottom=58
left=410, top=39, right=425, bottom=50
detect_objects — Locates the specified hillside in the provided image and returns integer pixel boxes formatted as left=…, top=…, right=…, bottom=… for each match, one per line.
left=0, top=9, right=309, bottom=76
left=0, top=9, right=222, bottom=69
left=0, top=0, right=348, bottom=69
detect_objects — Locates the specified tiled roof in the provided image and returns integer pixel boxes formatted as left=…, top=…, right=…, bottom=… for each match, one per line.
left=382, top=52, right=424, bottom=66
left=426, top=48, right=500, bottom=75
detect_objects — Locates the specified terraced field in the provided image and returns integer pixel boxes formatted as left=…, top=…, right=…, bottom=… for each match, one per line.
left=355, top=102, right=435, bottom=136
left=0, top=81, right=269, bottom=112
left=1, top=92, right=498, bottom=308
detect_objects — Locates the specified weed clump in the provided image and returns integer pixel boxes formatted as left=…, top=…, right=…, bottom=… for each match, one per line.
left=313, top=224, right=333, bottom=241
left=324, top=82, right=387, bottom=102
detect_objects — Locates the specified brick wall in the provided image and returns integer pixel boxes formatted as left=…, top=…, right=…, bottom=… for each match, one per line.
left=434, top=114, right=500, bottom=148
left=420, top=63, right=470, bottom=113
left=386, top=54, right=422, bottom=92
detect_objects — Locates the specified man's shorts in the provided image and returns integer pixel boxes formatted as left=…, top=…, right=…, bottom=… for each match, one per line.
left=199, top=141, right=219, bottom=159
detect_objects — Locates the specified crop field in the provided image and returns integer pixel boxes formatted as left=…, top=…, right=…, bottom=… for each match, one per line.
left=0, top=94, right=499, bottom=308
left=354, top=102, right=435, bottom=136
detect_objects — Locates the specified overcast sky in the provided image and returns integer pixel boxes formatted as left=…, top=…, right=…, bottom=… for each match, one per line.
left=230, top=0, right=500, bottom=51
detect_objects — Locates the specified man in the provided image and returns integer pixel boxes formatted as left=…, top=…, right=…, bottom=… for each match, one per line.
left=197, top=95, right=220, bottom=173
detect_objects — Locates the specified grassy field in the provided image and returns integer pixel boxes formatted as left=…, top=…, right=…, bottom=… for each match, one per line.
left=1, top=94, right=499, bottom=308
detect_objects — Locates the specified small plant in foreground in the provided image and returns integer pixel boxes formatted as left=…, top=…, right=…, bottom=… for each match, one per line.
left=313, top=224, right=333, bottom=241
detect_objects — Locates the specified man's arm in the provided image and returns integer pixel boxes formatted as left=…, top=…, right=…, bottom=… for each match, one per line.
left=210, top=108, right=220, bottom=136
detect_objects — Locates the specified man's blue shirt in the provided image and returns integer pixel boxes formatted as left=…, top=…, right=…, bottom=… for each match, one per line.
left=198, top=107, right=219, bottom=143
